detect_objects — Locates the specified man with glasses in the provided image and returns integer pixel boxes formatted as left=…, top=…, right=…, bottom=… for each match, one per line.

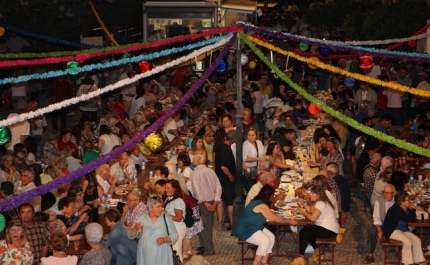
left=19, top=203, right=49, bottom=265
left=121, top=191, right=148, bottom=229
left=362, top=184, right=396, bottom=264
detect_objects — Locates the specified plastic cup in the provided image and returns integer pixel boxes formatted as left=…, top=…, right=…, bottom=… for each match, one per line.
left=419, top=175, right=423, bottom=181
left=74, top=241, right=80, bottom=250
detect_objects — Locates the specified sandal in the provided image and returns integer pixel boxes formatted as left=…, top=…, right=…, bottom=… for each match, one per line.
left=362, top=255, right=375, bottom=264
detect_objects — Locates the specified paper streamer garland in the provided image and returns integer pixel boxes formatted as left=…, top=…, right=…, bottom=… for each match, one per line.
left=0, top=25, right=239, bottom=60
left=239, top=23, right=430, bottom=63
left=0, top=37, right=232, bottom=128
left=240, top=32, right=430, bottom=158
left=0, top=22, right=103, bottom=49
left=246, top=35, right=430, bottom=98
left=0, top=35, right=229, bottom=85
left=90, top=4, right=120, bottom=46
left=0, top=34, right=236, bottom=212
left=386, top=23, right=430, bottom=50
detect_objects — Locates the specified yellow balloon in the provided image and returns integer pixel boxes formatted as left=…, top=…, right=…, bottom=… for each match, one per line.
left=0, top=27, right=5, bottom=37
left=248, top=60, right=257, bottom=70
left=144, top=131, right=164, bottom=153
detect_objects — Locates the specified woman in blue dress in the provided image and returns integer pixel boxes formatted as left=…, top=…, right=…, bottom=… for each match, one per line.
left=127, top=195, right=178, bottom=265
left=236, top=185, right=298, bottom=265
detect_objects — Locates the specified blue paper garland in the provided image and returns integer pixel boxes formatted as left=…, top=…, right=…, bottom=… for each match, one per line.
left=0, top=35, right=229, bottom=85
left=0, top=22, right=103, bottom=49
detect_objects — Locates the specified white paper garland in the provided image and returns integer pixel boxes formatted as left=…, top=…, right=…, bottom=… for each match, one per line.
left=0, top=36, right=231, bottom=128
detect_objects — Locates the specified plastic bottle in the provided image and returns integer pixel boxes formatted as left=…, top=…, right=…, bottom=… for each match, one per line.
left=66, top=233, right=70, bottom=246
left=149, top=169, right=154, bottom=181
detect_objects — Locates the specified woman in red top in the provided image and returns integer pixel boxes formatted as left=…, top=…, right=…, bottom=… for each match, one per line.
left=57, top=128, right=77, bottom=156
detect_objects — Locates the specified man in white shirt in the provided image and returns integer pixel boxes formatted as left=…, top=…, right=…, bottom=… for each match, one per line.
left=95, top=164, right=118, bottom=195
left=129, top=91, right=145, bottom=119
left=191, top=154, right=222, bottom=255
left=163, top=111, right=181, bottom=142
left=245, top=172, right=276, bottom=207
left=362, top=184, right=396, bottom=264
left=21, top=168, right=41, bottom=212
left=5, top=100, right=30, bottom=153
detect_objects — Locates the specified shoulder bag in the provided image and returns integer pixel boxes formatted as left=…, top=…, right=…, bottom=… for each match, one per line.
left=163, top=214, right=183, bottom=265
left=244, top=143, right=259, bottom=181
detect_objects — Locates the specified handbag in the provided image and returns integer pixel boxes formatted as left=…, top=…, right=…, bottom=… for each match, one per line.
left=163, top=214, right=183, bottom=265
left=244, top=143, right=259, bottom=181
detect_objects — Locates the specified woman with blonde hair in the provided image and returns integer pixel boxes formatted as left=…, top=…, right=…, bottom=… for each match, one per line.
left=189, top=135, right=207, bottom=164
left=0, top=219, right=33, bottom=264
left=45, top=165, right=70, bottom=199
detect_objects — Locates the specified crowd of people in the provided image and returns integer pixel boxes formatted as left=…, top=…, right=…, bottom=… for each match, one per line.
left=1, top=14, right=430, bottom=265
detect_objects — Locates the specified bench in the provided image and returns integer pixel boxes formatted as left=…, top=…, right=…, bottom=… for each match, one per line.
left=316, top=237, right=337, bottom=265
left=381, top=238, right=402, bottom=265
left=237, top=240, right=257, bottom=265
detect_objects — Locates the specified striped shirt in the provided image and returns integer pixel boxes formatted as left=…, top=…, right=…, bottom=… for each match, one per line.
left=190, top=165, right=222, bottom=203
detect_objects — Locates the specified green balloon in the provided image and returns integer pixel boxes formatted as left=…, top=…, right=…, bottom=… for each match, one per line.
left=0, top=214, right=5, bottom=233
left=299, top=43, right=309, bottom=51
left=122, top=52, right=133, bottom=59
left=67, top=60, right=80, bottom=75
left=0, top=126, right=11, bottom=146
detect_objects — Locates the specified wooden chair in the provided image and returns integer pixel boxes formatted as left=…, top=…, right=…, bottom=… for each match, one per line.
left=316, top=237, right=337, bottom=265
left=381, top=238, right=402, bottom=265
left=237, top=240, right=257, bottom=265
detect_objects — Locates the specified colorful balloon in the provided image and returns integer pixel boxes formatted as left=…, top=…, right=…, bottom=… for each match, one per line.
left=319, top=47, right=330, bottom=57
left=308, top=103, right=322, bottom=115
left=216, top=59, right=226, bottom=73
left=66, top=61, right=79, bottom=75
left=307, top=57, right=319, bottom=70
left=241, top=54, right=249, bottom=66
left=139, top=61, right=151, bottom=73
left=408, top=40, right=417, bottom=47
left=0, top=27, right=5, bottom=37
left=358, top=55, right=373, bottom=70
left=0, top=214, right=5, bottom=233
left=122, top=52, right=133, bottom=59
left=344, top=77, right=355, bottom=87
left=0, top=126, right=11, bottom=146
left=299, top=43, right=309, bottom=51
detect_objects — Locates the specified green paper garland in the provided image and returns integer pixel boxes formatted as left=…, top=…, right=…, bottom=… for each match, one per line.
left=0, top=126, right=11, bottom=146
left=239, top=32, right=430, bottom=158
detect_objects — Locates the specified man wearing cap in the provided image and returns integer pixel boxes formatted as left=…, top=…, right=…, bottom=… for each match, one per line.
left=363, top=153, right=382, bottom=202
left=415, top=72, right=430, bottom=114
left=354, top=81, right=377, bottom=116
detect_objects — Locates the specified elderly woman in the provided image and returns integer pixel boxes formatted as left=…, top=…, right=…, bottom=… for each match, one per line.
left=43, top=130, right=60, bottom=165
left=236, top=185, right=297, bottom=265
left=0, top=219, right=33, bottom=264
left=102, top=209, right=137, bottom=265
left=370, top=166, right=395, bottom=207
left=383, top=191, right=425, bottom=265
left=40, top=231, right=78, bottom=265
left=128, top=195, right=178, bottom=265
left=45, top=209, right=66, bottom=233
left=80, top=223, right=112, bottom=265
left=293, top=186, right=339, bottom=263
left=2, top=154, right=20, bottom=183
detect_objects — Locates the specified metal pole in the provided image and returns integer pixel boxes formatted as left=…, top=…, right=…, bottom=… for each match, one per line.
left=232, top=34, right=244, bottom=237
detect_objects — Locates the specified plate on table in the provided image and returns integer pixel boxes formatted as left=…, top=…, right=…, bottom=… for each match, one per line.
left=294, top=215, right=305, bottom=220
left=118, top=184, right=128, bottom=188
left=275, top=200, right=289, bottom=209
left=115, top=191, right=129, bottom=196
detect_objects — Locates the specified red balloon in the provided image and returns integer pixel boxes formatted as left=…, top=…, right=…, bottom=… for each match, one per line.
left=308, top=103, right=321, bottom=115
left=408, top=40, right=417, bottom=47
left=139, top=61, right=151, bottom=73
left=359, top=55, right=373, bottom=70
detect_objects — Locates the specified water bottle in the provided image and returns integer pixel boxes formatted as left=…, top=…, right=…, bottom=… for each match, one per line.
left=298, top=159, right=302, bottom=170
left=410, top=173, right=415, bottom=184
left=101, top=194, right=107, bottom=207
left=78, top=146, right=83, bottom=157
left=149, top=170, right=154, bottom=182
left=141, top=162, right=146, bottom=171
left=66, top=233, right=70, bottom=246
left=133, top=169, right=137, bottom=179
left=107, top=193, right=112, bottom=201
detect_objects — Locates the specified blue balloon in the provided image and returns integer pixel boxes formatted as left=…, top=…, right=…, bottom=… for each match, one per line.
left=344, top=77, right=355, bottom=87
left=319, top=47, right=330, bottom=57
left=216, top=60, right=227, bottom=73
